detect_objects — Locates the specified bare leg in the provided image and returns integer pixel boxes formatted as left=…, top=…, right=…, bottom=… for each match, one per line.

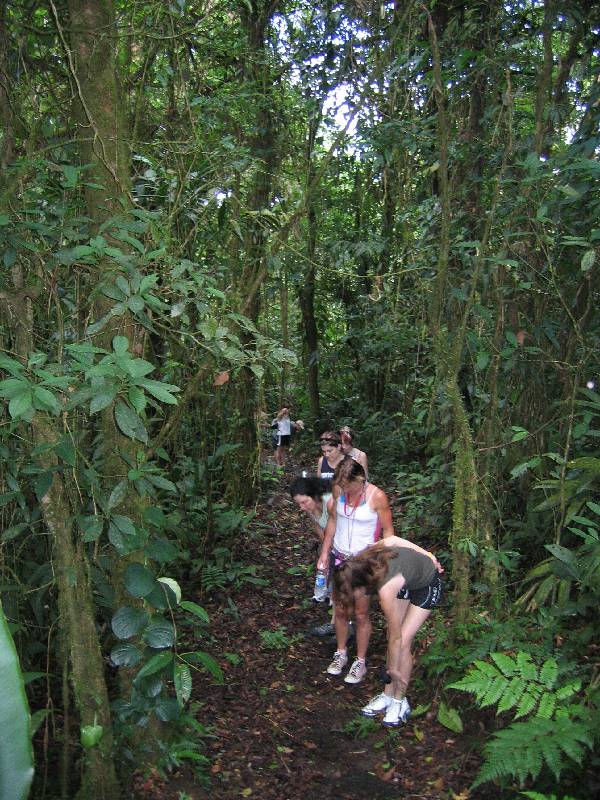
left=389, top=605, right=431, bottom=698
left=383, top=598, right=410, bottom=696
left=334, top=601, right=350, bottom=651
left=353, top=588, right=371, bottom=661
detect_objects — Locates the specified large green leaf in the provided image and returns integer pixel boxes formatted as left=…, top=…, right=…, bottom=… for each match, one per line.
left=111, top=606, right=149, bottom=640
left=114, top=400, right=148, bottom=443
left=0, top=601, right=34, bottom=800
left=181, top=650, right=224, bottom=683
left=136, top=379, right=180, bottom=404
left=78, top=515, right=103, bottom=543
left=180, top=601, right=210, bottom=624
left=107, top=480, right=128, bottom=510
left=143, top=620, right=175, bottom=649
left=108, top=515, right=146, bottom=555
left=437, top=702, right=463, bottom=733
left=9, top=390, right=33, bottom=419
left=134, top=651, right=173, bottom=682
left=124, top=563, right=156, bottom=599
left=174, top=662, right=192, bottom=707
left=110, top=642, right=143, bottom=668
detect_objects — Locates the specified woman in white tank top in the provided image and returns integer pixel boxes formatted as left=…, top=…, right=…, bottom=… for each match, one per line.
left=317, top=457, right=394, bottom=685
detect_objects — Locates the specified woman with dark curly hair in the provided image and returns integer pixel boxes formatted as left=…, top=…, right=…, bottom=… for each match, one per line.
left=333, top=540, right=443, bottom=727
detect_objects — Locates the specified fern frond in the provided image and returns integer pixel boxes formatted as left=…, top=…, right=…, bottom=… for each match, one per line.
left=540, top=737, right=563, bottom=779
left=475, top=659, right=502, bottom=679
left=536, top=693, right=556, bottom=719
left=480, top=676, right=506, bottom=708
left=516, top=651, right=537, bottom=681
left=557, top=734, right=586, bottom=765
left=539, top=657, right=558, bottom=689
left=447, top=676, right=486, bottom=695
left=497, top=677, right=527, bottom=714
left=554, top=680, right=581, bottom=701
left=473, top=715, right=593, bottom=789
left=491, top=652, right=517, bottom=677
left=514, top=689, right=539, bottom=719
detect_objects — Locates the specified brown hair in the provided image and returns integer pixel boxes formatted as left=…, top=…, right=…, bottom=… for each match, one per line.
left=340, top=430, right=353, bottom=448
left=333, top=545, right=401, bottom=616
left=319, top=430, right=341, bottom=447
left=332, top=455, right=366, bottom=488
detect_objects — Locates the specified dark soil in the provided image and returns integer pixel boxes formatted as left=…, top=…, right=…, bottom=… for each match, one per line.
left=150, top=460, right=501, bottom=800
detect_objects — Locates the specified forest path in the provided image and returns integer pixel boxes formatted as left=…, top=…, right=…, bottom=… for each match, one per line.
left=165, top=460, right=492, bottom=800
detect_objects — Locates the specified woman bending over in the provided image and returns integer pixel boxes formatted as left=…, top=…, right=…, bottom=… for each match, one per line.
left=333, top=541, right=443, bottom=726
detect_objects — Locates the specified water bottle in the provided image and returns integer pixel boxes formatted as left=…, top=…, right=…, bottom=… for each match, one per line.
left=313, top=568, right=328, bottom=602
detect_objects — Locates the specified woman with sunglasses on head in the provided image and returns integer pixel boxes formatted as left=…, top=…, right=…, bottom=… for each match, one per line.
left=316, top=456, right=394, bottom=684
left=333, top=539, right=443, bottom=726
left=339, top=426, right=369, bottom=479
left=317, top=430, right=344, bottom=481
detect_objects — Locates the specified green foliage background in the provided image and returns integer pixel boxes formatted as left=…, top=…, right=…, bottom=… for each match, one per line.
left=0, top=0, right=598, bottom=797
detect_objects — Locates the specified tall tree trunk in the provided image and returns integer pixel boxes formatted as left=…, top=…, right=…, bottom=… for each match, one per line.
left=279, top=262, right=289, bottom=404
left=0, top=3, right=15, bottom=172
left=1, top=275, right=119, bottom=799
left=225, top=0, right=281, bottom=502
left=299, top=108, right=322, bottom=420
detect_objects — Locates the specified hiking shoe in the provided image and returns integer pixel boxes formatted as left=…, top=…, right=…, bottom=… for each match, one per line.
left=326, top=650, right=348, bottom=675
left=344, top=658, right=367, bottom=684
left=361, top=693, right=393, bottom=717
left=311, top=622, right=335, bottom=637
left=382, top=697, right=411, bottom=727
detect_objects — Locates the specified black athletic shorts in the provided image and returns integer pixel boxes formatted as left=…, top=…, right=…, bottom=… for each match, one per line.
left=397, top=573, right=443, bottom=609
left=277, top=434, right=291, bottom=447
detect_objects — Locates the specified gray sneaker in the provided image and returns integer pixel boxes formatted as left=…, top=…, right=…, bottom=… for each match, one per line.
left=311, top=622, right=335, bottom=637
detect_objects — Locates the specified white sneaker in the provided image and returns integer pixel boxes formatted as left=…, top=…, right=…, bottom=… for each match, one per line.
left=382, top=697, right=411, bottom=727
left=344, top=658, right=367, bottom=684
left=326, top=650, right=348, bottom=675
left=361, top=693, right=393, bottom=717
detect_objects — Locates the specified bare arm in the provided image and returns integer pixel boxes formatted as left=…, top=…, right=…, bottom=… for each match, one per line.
left=317, top=494, right=337, bottom=570
left=358, top=450, right=368, bottom=479
left=381, top=535, right=444, bottom=573
left=316, top=455, right=324, bottom=477
left=311, top=519, right=324, bottom=544
left=370, top=487, right=394, bottom=538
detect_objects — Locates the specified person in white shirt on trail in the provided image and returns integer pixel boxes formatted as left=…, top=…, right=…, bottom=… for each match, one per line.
left=272, top=405, right=303, bottom=467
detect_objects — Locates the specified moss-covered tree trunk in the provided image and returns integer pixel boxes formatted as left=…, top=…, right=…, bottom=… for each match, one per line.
left=225, top=0, right=281, bottom=503
left=1, top=278, right=119, bottom=798
left=34, top=419, right=119, bottom=800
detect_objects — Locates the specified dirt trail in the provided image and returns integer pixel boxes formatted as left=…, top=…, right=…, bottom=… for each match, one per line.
left=164, top=466, right=496, bottom=800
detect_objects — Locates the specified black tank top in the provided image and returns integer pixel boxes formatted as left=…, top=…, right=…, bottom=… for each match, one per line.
left=321, top=455, right=339, bottom=480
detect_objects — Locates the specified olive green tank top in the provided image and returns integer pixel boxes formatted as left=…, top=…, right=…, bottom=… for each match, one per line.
left=380, top=547, right=436, bottom=591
